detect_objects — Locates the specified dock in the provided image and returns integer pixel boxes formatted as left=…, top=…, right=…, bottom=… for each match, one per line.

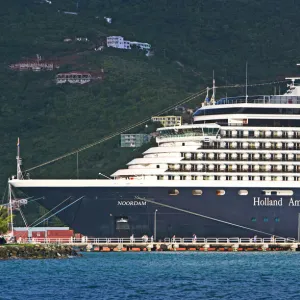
left=16, top=237, right=300, bottom=252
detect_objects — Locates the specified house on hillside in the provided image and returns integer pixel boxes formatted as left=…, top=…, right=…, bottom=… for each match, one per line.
left=151, top=116, right=182, bottom=127
left=121, top=134, right=151, bottom=148
left=106, top=36, right=151, bottom=50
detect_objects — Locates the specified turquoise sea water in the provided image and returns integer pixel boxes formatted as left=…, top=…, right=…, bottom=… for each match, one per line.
left=1, top=252, right=300, bottom=300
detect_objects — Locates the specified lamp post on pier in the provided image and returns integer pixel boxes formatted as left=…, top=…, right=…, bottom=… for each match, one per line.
left=154, top=209, right=158, bottom=242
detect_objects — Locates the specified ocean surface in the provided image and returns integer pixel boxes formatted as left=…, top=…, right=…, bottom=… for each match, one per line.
left=1, top=252, right=300, bottom=300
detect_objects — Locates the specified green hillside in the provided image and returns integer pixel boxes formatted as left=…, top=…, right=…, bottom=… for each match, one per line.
left=1, top=0, right=300, bottom=204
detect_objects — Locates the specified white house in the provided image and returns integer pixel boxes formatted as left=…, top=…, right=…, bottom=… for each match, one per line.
left=106, top=36, right=151, bottom=50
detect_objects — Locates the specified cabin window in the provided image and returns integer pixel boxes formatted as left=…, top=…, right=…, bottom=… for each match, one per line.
left=238, top=190, right=248, bottom=196
left=216, top=190, right=225, bottom=196
left=251, top=217, right=256, bottom=222
left=263, top=217, right=269, bottom=222
left=168, top=189, right=179, bottom=196
left=182, top=143, right=185, bottom=146
left=156, top=165, right=160, bottom=169
left=192, top=190, right=203, bottom=196
left=275, top=217, right=280, bottom=222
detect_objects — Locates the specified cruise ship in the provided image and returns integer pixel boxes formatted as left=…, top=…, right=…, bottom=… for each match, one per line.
left=8, top=75, right=300, bottom=239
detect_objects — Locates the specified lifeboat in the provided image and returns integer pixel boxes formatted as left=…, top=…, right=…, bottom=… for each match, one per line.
left=254, top=176, right=260, bottom=181
left=231, top=130, right=238, bottom=137
left=243, top=130, right=249, bottom=137
left=288, top=131, right=294, bottom=138
left=242, top=153, right=248, bottom=160
left=288, top=142, right=294, bottom=148
left=254, top=165, right=260, bottom=171
left=220, top=164, right=226, bottom=171
left=265, top=142, right=271, bottom=149
left=185, top=164, right=192, bottom=171
left=220, top=176, right=227, bottom=181
left=197, top=164, right=204, bottom=171
left=265, top=165, right=271, bottom=172
left=254, top=130, right=260, bottom=137
left=254, top=153, right=260, bottom=160
left=231, top=153, right=238, bottom=160
left=174, top=164, right=180, bottom=170
left=265, top=153, right=271, bottom=160
left=276, top=142, right=282, bottom=149
left=196, top=175, right=203, bottom=180
left=208, top=164, right=214, bottom=171
left=242, top=165, right=249, bottom=171
left=219, top=153, right=226, bottom=160
left=185, top=153, right=192, bottom=159
left=265, top=176, right=272, bottom=181
left=265, top=131, right=271, bottom=137
left=287, top=165, right=294, bottom=172
left=231, top=142, right=237, bottom=148
left=208, top=153, right=215, bottom=160
left=277, top=131, right=283, bottom=137
left=276, top=165, right=282, bottom=171
left=276, top=176, right=283, bottom=181
left=242, top=142, right=248, bottom=149
left=174, top=175, right=180, bottom=180
left=231, top=164, right=237, bottom=171
left=220, top=142, right=226, bottom=148
left=288, top=154, right=294, bottom=160
left=243, top=176, right=249, bottom=181
left=197, top=153, right=203, bottom=159
left=254, top=142, right=260, bottom=149
left=276, top=153, right=282, bottom=160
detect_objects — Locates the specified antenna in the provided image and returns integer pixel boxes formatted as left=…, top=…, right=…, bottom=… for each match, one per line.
left=245, top=61, right=248, bottom=103
left=211, top=70, right=215, bottom=105
left=16, top=137, right=23, bottom=180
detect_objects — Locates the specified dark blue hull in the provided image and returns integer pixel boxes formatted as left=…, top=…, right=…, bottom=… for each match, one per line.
left=17, top=186, right=300, bottom=239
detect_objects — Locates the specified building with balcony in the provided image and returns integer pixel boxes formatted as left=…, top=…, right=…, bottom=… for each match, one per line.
left=106, top=36, right=151, bottom=50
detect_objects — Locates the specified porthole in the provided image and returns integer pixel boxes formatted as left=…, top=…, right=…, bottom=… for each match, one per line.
left=192, top=190, right=203, bottom=196
left=238, top=190, right=248, bottom=196
left=275, top=217, right=280, bottom=222
left=251, top=217, right=256, bottom=222
left=168, top=189, right=179, bottom=196
left=216, top=190, right=225, bottom=196
left=264, top=217, right=269, bottom=222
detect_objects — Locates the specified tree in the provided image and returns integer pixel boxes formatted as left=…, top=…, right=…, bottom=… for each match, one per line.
left=0, top=206, right=11, bottom=235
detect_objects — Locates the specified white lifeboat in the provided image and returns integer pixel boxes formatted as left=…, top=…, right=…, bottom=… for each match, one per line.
left=288, top=131, right=294, bottom=138
left=254, top=165, right=260, bottom=171
left=231, top=153, right=238, bottom=160
left=265, top=142, right=271, bottom=149
left=265, top=131, right=271, bottom=137
left=208, top=153, right=215, bottom=160
left=220, top=164, right=226, bottom=171
left=242, top=153, right=249, bottom=160
left=174, top=175, right=180, bottom=180
left=232, top=130, right=238, bottom=137
left=231, top=164, right=237, bottom=171
left=242, top=142, right=248, bottom=149
left=220, top=142, right=226, bottom=148
left=254, top=130, right=260, bottom=137
left=277, top=131, right=283, bottom=137
left=231, top=142, right=237, bottom=148
left=265, top=165, right=271, bottom=172
left=242, top=165, right=249, bottom=171
left=219, top=153, right=226, bottom=160
left=242, top=176, right=249, bottom=181
left=197, top=164, right=204, bottom=171
left=254, top=142, right=260, bottom=149
left=243, top=130, right=249, bottom=137
left=254, top=153, right=260, bottom=160
left=276, top=165, right=282, bottom=171
left=220, top=176, right=227, bottom=181
left=197, top=153, right=203, bottom=159
left=254, top=176, right=260, bottom=181
left=276, top=153, right=282, bottom=160
left=174, top=164, right=180, bottom=170
left=208, top=164, right=214, bottom=171
left=276, top=142, right=282, bottom=149
left=185, top=153, right=192, bottom=159
left=288, top=142, right=294, bottom=148
left=185, top=164, right=192, bottom=171
left=288, top=154, right=294, bottom=160
left=196, top=175, right=203, bottom=180
left=287, top=165, right=294, bottom=172
left=276, top=176, right=283, bottom=181
left=231, top=176, right=238, bottom=181
left=265, top=153, right=271, bottom=160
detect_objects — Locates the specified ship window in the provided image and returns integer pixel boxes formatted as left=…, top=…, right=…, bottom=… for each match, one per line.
left=182, top=143, right=185, bottom=146
left=263, top=217, right=269, bottom=222
left=156, top=165, right=160, bottom=168
left=271, top=191, right=276, bottom=195
left=238, top=190, right=248, bottom=196
left=192, top=190, right=203, bottom=196
left=251, top=217, right=256, bottom=222
left=275, top=217, right=280, bottom=222
left=216, top=190, right=225, bottom=196
left=168, top=189, right=179, bottom=196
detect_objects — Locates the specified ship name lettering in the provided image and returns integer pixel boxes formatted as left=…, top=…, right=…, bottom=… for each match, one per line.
left=253, top=197, right=282, bottom=206
left=117, top=201, right=147, bottom=206
left=289, top=198, right=300, bottom=206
